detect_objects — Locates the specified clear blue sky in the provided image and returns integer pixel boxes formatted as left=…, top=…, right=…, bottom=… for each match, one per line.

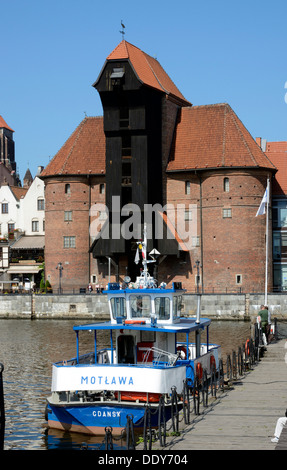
left=1, top=0, right=287, bottom=183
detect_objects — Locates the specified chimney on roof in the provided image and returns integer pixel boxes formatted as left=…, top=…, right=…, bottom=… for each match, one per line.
left=36, top=166, right=44, bottom=176
left=256, top=137, right=267, bottom=152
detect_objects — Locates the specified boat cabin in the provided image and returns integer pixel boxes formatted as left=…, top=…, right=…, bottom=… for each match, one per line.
left=106, top=281, right=185, bottom=326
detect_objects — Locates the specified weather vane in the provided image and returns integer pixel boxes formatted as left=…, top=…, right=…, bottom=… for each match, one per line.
left=120, top=20, right=125, bottom=40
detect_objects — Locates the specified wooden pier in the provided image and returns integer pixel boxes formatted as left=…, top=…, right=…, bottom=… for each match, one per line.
left=154, top=338, right=287, bottom=451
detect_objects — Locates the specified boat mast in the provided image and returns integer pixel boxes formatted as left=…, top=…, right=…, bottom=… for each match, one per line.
left=137, top=223, right=156, bottom=288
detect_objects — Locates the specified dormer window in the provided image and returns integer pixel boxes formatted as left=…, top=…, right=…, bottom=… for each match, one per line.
left=110, top=67, right=125, bottom=87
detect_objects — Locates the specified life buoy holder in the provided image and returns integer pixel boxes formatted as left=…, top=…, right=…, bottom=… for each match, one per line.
left=196, top=362, right=203, bottom=380
left=176, top=345, right=187, bottom=359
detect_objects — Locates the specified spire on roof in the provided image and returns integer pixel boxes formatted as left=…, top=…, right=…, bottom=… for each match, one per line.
left=23, top=168, right=33, bottom=188
left=0, top=115, right=14, bottom=132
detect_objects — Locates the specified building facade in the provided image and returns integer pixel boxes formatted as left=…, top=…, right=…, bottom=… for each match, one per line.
left=41, top=40, right=276, bottom=293
left=260, top=140, right=287, bottom=291
left=0, top=170, right=45, bottom=287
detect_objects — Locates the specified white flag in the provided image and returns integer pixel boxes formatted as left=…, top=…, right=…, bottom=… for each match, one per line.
left=256, top=185, right=269, bottom=217
left=134, top=248, right=140, bottom=264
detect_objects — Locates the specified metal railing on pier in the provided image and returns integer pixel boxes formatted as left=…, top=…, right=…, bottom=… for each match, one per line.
left=0, top=363, right=5, bottom=451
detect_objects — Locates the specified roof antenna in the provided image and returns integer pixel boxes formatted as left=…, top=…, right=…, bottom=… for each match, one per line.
left=120, top=20, right=125, bottom=40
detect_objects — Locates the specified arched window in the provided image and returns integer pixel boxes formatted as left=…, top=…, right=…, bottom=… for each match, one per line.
left=223, top=177, right=229, bottom=192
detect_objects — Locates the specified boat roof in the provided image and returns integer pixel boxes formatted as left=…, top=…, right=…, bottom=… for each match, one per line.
left=103, top=282, right=185, bottom=295
left=73, top=317, right=211, bottom=334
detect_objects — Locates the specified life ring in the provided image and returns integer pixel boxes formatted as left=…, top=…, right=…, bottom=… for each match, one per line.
left=114, top=392, right=161, bottom=402
left=196, top=362, right=203, bottom=380
left=245, top=339, right=250, bottom=356
left=177, top=345, right=187, bottom=359
left=210, top=354, right=216, bottom=370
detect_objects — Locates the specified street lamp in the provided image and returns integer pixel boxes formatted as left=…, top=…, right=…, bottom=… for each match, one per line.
left=56, top=262, right=63, bottom=294
left=194, top=260, right=202, bottom=324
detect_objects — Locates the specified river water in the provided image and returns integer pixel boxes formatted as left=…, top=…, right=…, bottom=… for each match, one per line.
left=0, top=318, right=285, bottom=450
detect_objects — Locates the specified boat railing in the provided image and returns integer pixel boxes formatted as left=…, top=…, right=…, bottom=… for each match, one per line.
left=142, top=346, right=178, bottom=367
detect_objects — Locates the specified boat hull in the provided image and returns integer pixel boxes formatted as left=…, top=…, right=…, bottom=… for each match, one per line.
left=46, top=400, right=174, bottom=436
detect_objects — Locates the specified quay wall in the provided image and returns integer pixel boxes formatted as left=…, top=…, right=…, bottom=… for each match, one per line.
left=0, top=292, right=287, bottom=321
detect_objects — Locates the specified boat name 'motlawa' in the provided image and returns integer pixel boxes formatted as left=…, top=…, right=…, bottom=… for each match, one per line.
left=81, top=375, right=134, bottom=386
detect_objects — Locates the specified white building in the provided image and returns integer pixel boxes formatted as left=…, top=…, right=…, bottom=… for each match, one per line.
left=0, top=174, right=45, bottom=236
left=0, top=168, right=45, bottom=287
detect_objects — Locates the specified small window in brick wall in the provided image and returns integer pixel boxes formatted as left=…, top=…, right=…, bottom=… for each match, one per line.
left=64, top=236, right=76, bottom=248
left=223, top=177, right=230, bottom=192
left=185, top=181, right=190, bottom=195
left=236, top=274, right=242, bottom=285
left=222, top=208, right=232, bottom=218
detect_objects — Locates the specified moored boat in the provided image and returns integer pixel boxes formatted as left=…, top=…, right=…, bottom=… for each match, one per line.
left=46, top=226, right=221, bottom=436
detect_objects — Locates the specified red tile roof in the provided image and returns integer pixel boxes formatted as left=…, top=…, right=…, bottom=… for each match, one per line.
left=41, top=117, right=105, bottom=177
left=10, top=186, right=28, bottom=200
left=102, top=40, right=191, bottom=106
left=265, top=141, right=287, bottom=195
left=0, top=115, right=14, bottom=132
left=167, top=104, right=276, bottom=172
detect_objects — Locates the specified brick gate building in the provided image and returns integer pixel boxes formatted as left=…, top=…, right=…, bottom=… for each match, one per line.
left=41, top=40, right=276, bottom=293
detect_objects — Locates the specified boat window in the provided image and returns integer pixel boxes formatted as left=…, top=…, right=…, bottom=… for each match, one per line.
left=173, top=295, right=183, bottom=319
left=177, top=295, right=183, bottom=317
left=173, top=296, right=178, bottom=320
left=155, top=297, right=170, bottom=319
left=130, top=295, right=151, bottom=318
left=110, top=297, right=126, bottom=320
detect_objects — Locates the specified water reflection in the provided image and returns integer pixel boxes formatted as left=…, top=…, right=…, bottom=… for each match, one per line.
left=0, top=318, right=284, bottom=450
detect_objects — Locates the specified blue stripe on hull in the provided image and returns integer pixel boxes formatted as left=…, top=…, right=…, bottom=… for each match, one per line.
left=47, top=402, right=173, bottom=435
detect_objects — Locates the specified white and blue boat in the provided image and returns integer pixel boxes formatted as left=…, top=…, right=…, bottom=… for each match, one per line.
left=46, top=226, right=221, bottom=436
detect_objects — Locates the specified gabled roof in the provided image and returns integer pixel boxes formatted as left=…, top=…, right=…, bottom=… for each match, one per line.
left=10, top=186, right=28, bottom=200
left=167, top=103, right=277, bottom=172
left=265, top=141, right=287, bottom=195
left=96, top=40, right=191, bottom=106
left=0, top=115, right=14, bottom=132
left=40, top=117, right=105, bottom=177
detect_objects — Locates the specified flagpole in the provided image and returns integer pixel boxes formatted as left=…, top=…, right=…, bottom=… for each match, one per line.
left=264, top=177, right=270, bottom=305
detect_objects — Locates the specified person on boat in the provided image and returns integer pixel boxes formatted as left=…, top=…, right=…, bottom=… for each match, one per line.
left=271, top=410, right=287, bottom=443
left=132, top=297, right=143, bottom=317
